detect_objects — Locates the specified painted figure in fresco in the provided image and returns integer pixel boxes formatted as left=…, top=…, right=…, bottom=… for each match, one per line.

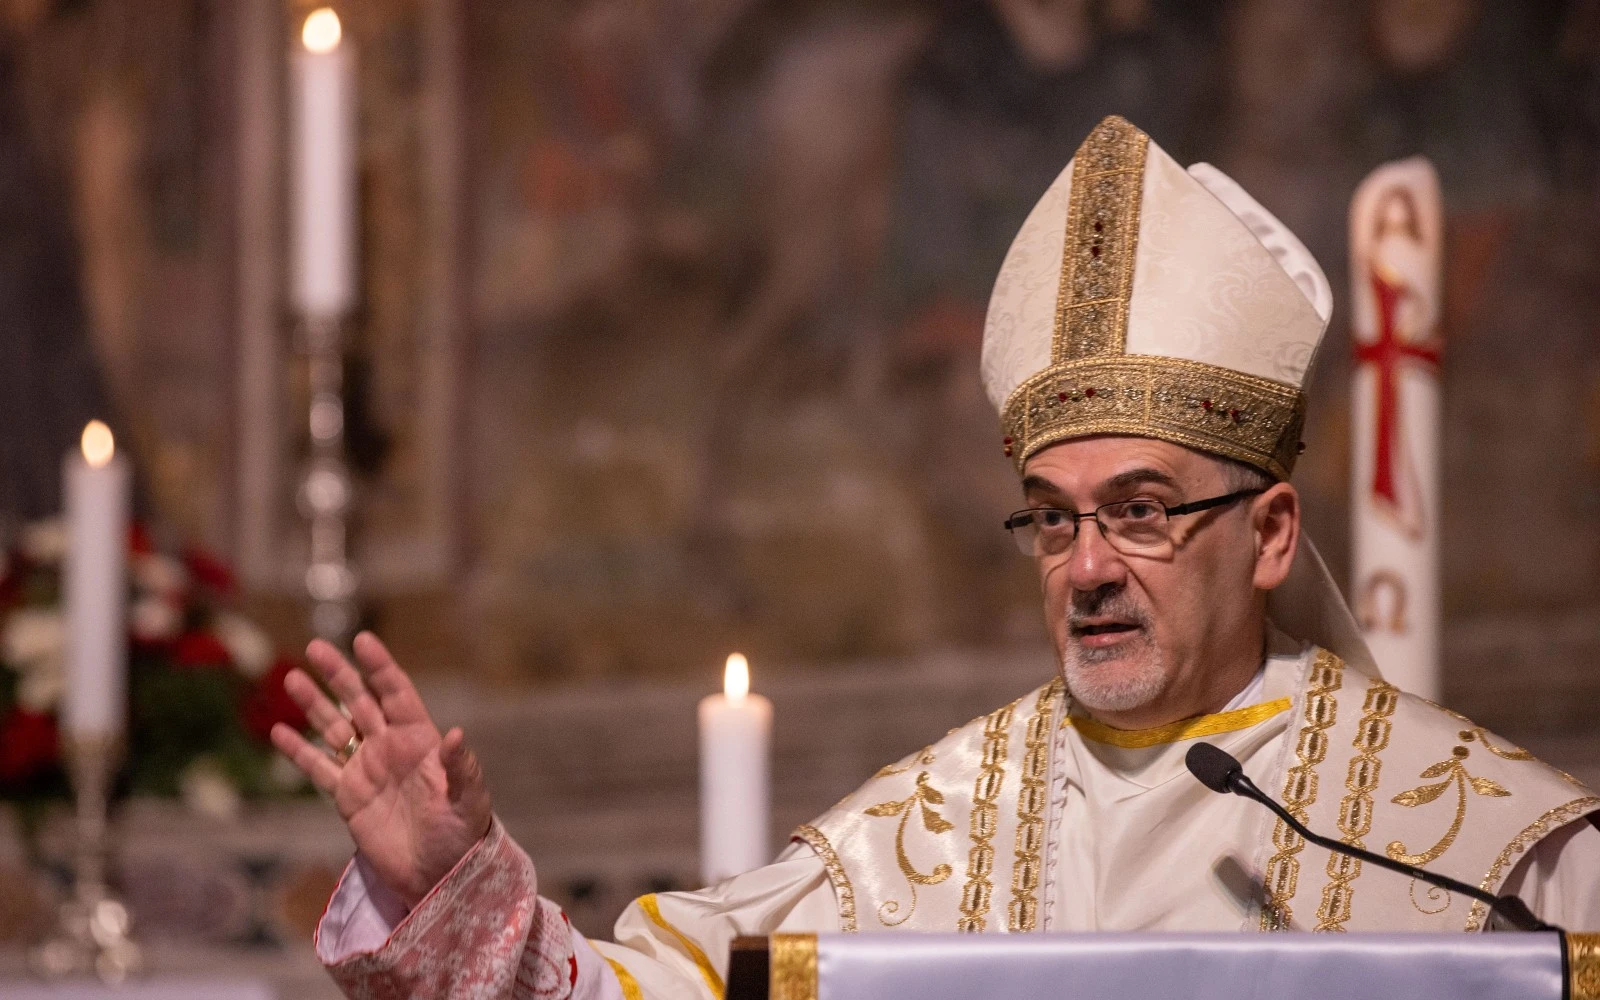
left=272, top=116, right=1599, bottom=1000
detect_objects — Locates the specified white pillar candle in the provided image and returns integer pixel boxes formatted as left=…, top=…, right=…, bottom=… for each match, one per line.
left=291, top=7, right=357, bottom=319
left=697, top=653, right=772, bottom=884
left=1349, top=157, right=1444, bottom=700
left=63, top=421, right=131, bottom=736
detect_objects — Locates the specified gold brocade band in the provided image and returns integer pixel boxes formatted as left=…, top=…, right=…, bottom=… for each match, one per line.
left=1063, top=697, right=1291, bottom=749
left=1051, top=115, right=1148, bottom=362
left=1571, top=932, right=1600, bottom=1000
left=769, top=933, right=819, bottom=1000
left=1001, top=354, right=1307, bottom=479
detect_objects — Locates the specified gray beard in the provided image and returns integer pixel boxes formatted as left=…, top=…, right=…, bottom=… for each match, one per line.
left=1060, top=625, right=1167, bottom=714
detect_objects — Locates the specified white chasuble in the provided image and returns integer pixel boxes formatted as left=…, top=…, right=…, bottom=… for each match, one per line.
left=802, top=638, right=1599, bottom=936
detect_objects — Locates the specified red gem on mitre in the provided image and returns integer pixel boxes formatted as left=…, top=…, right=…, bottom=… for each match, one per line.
left=1084, top=387, right=1096, bottom=398
left=1058, top=392, right=1069, bottom=402
left=1201, top=399, right=1213, bottom=411
left=1002, top=436, right=1013, bottom=445
left=1003, top=447, right=1014, bottom=457
left=1229, top=408, right=1241, bottom=421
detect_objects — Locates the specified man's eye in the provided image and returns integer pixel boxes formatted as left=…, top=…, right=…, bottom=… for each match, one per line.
left=1038, top=510, right=1068, bottom=528
left=1117, top=502, right=1162, bottom=521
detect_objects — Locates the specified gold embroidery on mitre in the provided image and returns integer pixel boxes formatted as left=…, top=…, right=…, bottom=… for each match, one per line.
left=864, top=771, right=956, bottom=927
left=1008, top=678, right=1062, bottom=932
left=1052, top=115, right=1148, bottom=362
left=1002, top=355, right=1308, bottom=479
left=1261, top=650, right=1345, bottom=931
left=793, top=823, right=859, bottom=933
left=1315, top=677, right=1398, bottom=931
left=957, top=698, right=1019, bottom=932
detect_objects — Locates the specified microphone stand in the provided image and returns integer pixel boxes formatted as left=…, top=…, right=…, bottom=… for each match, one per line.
left=1188, top=743, right=1560, bottom=933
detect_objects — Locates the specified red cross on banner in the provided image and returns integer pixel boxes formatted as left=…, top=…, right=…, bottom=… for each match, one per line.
left=1353, top=268, right=1442, bottom=509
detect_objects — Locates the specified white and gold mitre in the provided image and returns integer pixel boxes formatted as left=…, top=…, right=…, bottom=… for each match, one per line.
left=981, top=115, right=1333, bottom=480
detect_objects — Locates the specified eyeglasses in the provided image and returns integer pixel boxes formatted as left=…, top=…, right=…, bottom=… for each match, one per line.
left=1002, top=488, right=1265, bottom=557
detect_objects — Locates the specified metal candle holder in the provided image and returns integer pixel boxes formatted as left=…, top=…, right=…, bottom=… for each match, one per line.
left=297, top=315, right=358, bottom=644
left=31, top=732, right=142, bottom=984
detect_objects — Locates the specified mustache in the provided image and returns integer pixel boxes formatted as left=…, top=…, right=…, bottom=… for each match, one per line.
left=1067, top=587, right=1150, bottom=629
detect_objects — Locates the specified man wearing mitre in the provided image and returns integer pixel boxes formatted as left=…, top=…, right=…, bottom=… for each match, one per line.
left=272, top=116, right=1600, bottom=1000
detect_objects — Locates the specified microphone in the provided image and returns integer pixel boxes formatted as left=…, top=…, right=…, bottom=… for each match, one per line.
left=1184, top=742, right=1560, bottom=933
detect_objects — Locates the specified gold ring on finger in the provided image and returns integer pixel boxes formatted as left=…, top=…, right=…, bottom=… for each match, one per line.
left=337, top=735, right=362, bottom=763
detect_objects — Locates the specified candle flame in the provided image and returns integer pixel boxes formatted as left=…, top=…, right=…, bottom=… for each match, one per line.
left=724, top=653, right=749, bottom=701
left=302, top=7, right=343, bottom=53
left=81, top=421, right=115, bottom=468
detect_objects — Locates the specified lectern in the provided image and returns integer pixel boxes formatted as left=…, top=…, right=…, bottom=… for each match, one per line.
left=727, top=931, right=1599, bottom=1000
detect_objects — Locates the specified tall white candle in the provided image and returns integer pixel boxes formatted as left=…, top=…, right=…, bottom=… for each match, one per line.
left=63, top=421, right=131, bottom=736
left=292, top=7, right=357, bottom=319
left=697, top=653, right=772, bottom=884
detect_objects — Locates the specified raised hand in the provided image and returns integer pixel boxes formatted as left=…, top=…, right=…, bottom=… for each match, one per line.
left=270, top=632, right=493, bottom=908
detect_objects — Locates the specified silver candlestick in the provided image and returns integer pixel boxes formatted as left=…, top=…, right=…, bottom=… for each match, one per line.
left=297, top=315, right=358, bottom=644
left=32, top=732, right=142, bottom=984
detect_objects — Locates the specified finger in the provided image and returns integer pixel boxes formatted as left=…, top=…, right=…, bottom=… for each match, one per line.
left=306, top=639, right=389, bottom=738
left=271, top=722, right=342, bottom=794
left=284, top=669, right=359, bottom=748
left=351, top=632, right=435, bottom=727
left=440, top=727, right=493, bottom=839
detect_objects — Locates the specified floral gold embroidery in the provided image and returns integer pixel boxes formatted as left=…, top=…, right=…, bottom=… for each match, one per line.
left=1315, top=676, right=1397, bottom=931
left=1386, top=745, right=1511, bottom=866
left=865, top=771, right=955, bottom=926
left=1463, top=796, right=1600, bottom=931
left=793, top=823, right=858, bottom=933
left=958, top=698, right=1018, bottom=932
left=875, top=745, right=937, bottom=777
left=1009, top=679, right=1062, bottom=932
left=1261, top=649, right=1344, bottom=931
left=1456, top=726, right=1534, bottom=761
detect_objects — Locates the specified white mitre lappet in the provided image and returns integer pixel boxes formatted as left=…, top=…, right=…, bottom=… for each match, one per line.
left=979, top=114, right=1376, bottom=675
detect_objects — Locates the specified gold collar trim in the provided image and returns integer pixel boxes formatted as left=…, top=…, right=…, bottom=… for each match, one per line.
left=1063, top=696, right=1292, bottom=749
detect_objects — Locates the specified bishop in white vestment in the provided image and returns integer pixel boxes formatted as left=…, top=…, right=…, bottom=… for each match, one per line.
left=274, top=116, right=1600, bottom=1000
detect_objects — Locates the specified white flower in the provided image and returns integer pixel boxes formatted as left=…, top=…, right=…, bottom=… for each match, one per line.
left=132, top=553, right=188, bottom=597
left=130, top=597, right=182, bottom=643
left=212, top=612, right=274, bottom=678
left=3, top=608, right=64, bottom=668
left=18, top=518, right=67, bottom=564
left=179, top=757, right=242, bottom=822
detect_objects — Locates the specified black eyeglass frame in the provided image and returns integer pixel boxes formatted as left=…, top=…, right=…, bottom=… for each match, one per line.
left=1002, top=487, right=1267, bottom=553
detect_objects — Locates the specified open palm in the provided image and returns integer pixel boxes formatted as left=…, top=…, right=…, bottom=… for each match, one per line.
left=271, top=632, right=493, bottom=908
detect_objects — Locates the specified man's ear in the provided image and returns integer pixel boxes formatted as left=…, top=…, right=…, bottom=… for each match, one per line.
left=1252, top=482, right=1300, bottom=591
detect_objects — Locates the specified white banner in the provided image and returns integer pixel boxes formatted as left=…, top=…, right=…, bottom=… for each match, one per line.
left=1349, top=158, right=1444, bottom=699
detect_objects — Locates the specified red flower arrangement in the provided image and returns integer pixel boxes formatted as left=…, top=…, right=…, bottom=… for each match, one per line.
left=0, top=519, right=311, bottom=817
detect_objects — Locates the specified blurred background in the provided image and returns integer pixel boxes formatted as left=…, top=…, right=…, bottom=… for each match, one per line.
left=0, top=0, right=1597, bottom=994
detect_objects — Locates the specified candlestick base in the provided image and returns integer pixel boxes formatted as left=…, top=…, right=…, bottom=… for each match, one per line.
left=30, top=733, right=142, bottom=984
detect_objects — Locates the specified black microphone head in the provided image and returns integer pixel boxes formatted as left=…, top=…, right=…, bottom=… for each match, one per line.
left=1186, top=741, right=1244, bottom=794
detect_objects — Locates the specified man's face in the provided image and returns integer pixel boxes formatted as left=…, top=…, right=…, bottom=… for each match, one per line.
left=1020, top=436, right=1286, bottom=726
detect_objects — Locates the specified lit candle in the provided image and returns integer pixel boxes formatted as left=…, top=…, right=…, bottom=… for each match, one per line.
left=63, top=421, right=131, bottom=736
left=697, top=653, right=772, bottom=883
left=292, top=7, right=357, bottom=319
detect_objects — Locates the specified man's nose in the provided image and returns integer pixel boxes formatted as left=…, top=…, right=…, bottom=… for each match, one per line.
left=1063, top=518, right=1129, bottom=593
